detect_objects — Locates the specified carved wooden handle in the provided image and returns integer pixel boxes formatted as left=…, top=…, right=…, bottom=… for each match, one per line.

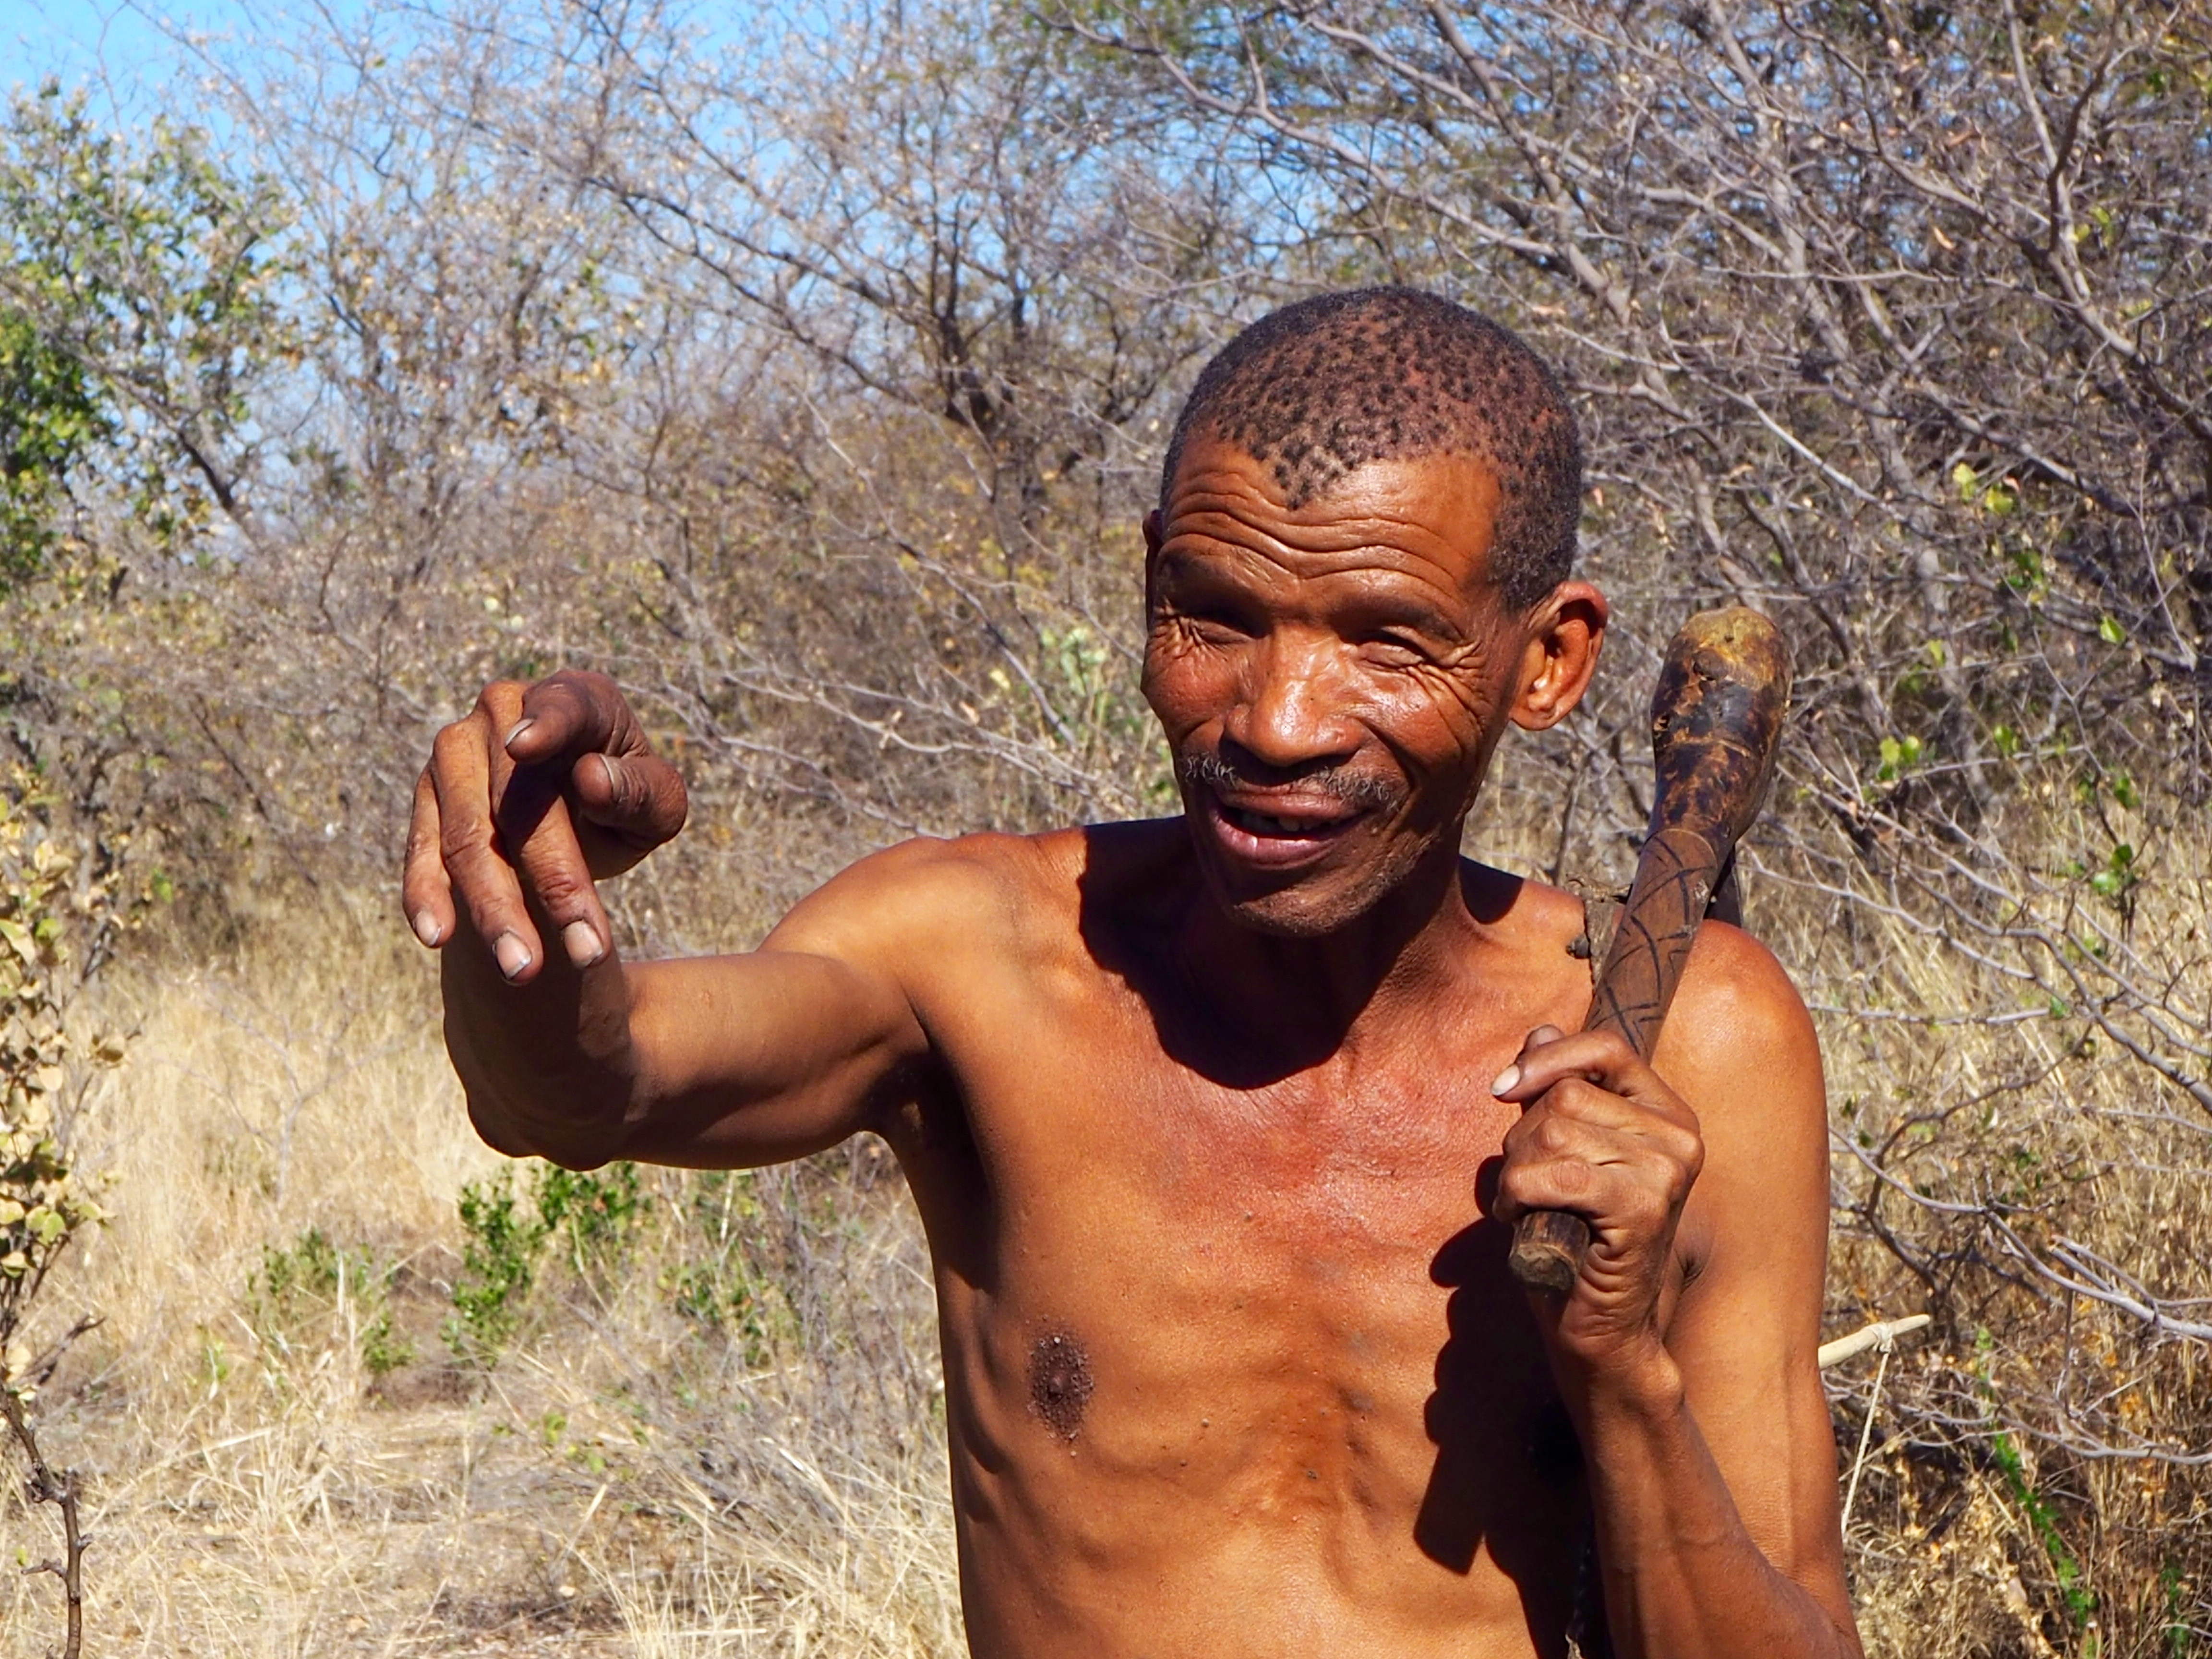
left=1507, top=607, right=1792, bottom=1296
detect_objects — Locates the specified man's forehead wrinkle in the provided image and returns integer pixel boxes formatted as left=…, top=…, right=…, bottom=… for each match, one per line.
left=1157, top=523, right=1480, bottom=617
left=1166, top=500, right=1467, bottom=564
left=1161, top=482, right=1496, bottom=608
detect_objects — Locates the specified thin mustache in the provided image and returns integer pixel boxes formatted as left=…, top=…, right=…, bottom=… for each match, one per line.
left=1177, top=749, right=1404, bottom=813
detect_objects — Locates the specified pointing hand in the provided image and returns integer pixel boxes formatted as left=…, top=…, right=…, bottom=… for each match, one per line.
left=402, top=672, right=688, bottom=985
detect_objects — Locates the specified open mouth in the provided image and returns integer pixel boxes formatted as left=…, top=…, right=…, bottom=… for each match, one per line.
left=1203, top=793, right=1365, bottom=866
left=1218, top=803, right=1355, bottom=839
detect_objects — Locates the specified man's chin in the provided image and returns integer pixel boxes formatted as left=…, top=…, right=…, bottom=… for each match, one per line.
left=1196, top=857, right=1404, bottom=939
left=1194, top=827, right=1468, bottom=942
left=1219, top=894, right=1370, bottom=939
left=1179, top=805, right=1449, bottom=938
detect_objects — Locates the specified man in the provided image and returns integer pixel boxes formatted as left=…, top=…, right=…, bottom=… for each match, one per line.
left=403, top=289, right=1862, bottom=1658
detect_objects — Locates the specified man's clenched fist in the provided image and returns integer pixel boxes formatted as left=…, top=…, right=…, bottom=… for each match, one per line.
left=402, top=671, right=687, bottom=985
left=1489, top=1023, right=1705, bottom=1382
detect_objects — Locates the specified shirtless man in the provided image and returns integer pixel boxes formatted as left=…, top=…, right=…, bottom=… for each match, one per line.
left=403, top=289, right=1862, bottom=1659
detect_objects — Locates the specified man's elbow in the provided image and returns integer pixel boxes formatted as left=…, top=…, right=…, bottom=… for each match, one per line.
left=462, top=1085, right=631, bottom=1168
left=445, top=1007, right=638, bottom=1167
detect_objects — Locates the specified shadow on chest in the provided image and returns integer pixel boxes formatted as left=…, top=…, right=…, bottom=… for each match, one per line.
left=1414, top=1209, right=1586, bottom=1591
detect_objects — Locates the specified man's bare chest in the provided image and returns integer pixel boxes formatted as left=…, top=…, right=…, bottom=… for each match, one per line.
left=891, top=983, right=1588, bottom=1607
left=906, top=962, right=1532, bottom=1269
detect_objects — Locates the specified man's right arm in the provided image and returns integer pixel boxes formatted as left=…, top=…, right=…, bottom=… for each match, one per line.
left=404, top=673, right=938, bottom=1171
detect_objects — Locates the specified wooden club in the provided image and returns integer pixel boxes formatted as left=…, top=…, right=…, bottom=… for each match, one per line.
left=1506, top=605, right=1794, bottom=1295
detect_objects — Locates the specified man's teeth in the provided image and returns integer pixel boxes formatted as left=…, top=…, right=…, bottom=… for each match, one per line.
left=1228, top=806, right=1336, bottom=836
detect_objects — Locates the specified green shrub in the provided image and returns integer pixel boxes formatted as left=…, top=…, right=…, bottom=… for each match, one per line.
left=443, top=1171, right=543, bottom=1368
left=664, top=1170, right=792, bottom=1368
left=249, top=1226, right=413, bottom=1379
left=444, top=1160, right=649, bottom=1367
left=534, top=1159, right=646, bottom=1282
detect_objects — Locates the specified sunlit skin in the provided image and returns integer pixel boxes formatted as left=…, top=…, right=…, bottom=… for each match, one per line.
left=404, top=431, right=1863, bottom=1658
left=1145, top=448, right=1526, bottom=940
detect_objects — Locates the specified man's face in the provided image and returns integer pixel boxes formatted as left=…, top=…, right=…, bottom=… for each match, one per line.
left=1142, top=433, right=1596, bottom=938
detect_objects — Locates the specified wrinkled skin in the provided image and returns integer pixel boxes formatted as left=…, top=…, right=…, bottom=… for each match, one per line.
left=405, top=433, right=1862, bottom=1659
left=1142, top=446, right=1523, bottom=938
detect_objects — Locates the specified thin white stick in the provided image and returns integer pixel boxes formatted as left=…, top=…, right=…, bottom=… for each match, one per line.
left=1840, top=1341, right=1894, bottom=1538
left=1819, top=1313, right=1933, bottom=1370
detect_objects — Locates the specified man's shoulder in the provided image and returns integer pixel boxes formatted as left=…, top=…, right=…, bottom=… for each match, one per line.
left=1660, top=918, right=1827, bottom=1196
left=769, top=826, right=1068, bottom=951
left=1459, top=861, right=1603, bottom=1006
left=820, top=818, right=1188, bottom=905
left=1465, top=861, right=1588, bottom=944
left=767, top=818, right=1189, bottom=969
left=1669, top=919, right=1820, bottom=1076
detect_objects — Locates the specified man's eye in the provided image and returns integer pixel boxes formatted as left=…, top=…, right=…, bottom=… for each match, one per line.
left=1361, top=634, right=1432, bottom=665
left=1179, top=607, right=1254, bottom=642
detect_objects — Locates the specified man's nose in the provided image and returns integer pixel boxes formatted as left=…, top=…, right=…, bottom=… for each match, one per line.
left=1223, top=629, right=1359, bottom=771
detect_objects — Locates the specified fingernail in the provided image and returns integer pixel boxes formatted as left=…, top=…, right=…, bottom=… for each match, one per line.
left=493, top=932, right=533, bottom=982
left=562, top=920, right=605, bottom=968
left=1491, top=1064, right=1521, bottom=1098
left=411, top=909, right=444, bottom=948
left=504, top=719, right=536, bottom=751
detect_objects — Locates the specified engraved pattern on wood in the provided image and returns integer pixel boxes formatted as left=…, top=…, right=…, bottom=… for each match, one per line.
left=1587, top=828, right=1719, bottom=1059
left=1507, top=607, right=1791, bottom=1299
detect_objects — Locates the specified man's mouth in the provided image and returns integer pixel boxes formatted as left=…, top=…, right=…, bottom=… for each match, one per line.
left=1203, top=793, right=1365, bottom=866
left=1218, top=803, right=1353, bottom=838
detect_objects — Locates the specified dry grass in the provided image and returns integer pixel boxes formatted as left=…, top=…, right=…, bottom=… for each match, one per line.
left=1, top=892, right=958, bottom=1657
left=1767, top=813, right=2212, bottom=1659
left=3, top=800, right=2207, bottom=1658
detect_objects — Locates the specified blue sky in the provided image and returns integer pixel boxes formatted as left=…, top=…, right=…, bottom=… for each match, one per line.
left=3, top=1, right=782, bottom=128
left=0, top=0, right=278, bottom=119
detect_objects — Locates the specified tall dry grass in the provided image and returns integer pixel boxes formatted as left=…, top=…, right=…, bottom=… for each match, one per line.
left=1, top=891, right=957, bottom=1657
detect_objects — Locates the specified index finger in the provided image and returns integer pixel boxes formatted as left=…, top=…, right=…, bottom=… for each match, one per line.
left=504, top=671, right=638, bottom=766
left=1490, top=1026, right=1659, bottom=1106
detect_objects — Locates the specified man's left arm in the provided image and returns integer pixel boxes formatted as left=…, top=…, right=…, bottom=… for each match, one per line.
left=1491, top=923, right=1863, bottom=1659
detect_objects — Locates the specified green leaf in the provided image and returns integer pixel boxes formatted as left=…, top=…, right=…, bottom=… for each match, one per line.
left=0, top=917, right=35, bottom=963
left=0, top=84, right=296, bottom=576
left=2098, top=615, right=2126, bottom=645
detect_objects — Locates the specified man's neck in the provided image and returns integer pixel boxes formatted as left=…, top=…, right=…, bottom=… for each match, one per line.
left=1170, top=836, right=1498, bottom=1066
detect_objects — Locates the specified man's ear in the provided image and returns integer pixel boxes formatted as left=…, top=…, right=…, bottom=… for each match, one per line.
left=1141, top=509, right=1165, bottom=614
left=1508, top=582, right=1608, bottom=732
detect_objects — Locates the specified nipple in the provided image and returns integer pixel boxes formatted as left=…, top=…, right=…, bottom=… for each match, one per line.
left=1028, top=1331, right=1094, bottom=1441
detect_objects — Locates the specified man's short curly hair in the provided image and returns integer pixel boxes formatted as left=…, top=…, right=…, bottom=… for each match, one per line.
left=1161, top=288, right=1583, bottom=611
